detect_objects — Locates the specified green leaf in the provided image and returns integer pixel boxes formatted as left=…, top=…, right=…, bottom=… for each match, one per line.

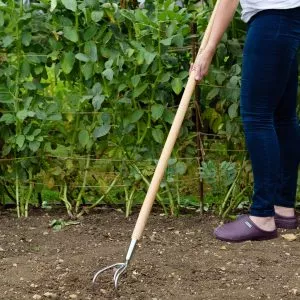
left=230, top=64, right=241, bottom=76
left=151, top=104, right=164, bottom=121
left=131, top=75, right=140, bottom=88
left=133, top=83, right=148, bottom=98
left=29, top=141, right=41, bottom=152
left=47, top=114, right=62, bottom=121
left=75, top=53, right=90, bottom=62
left=152, top=128, right=164, bottom=144
left=61, top=0, right=77, bottom=11
left=26, top=135, right=35, bottom=142
left=171, top=78, right=183, bottom=95
left=212, top=116, right=223, bottom=133
left=78, top=130, right=90, bottom=147
left=104, top=59, right=113, bottom=69
left=27, top=53, right=40, bottom=64
left=33, top=129, right=41, bottom=136
left=168, top=158, right=177, bottom=166
left=61, top=51, right=75, bottom=74
left=227, top=76, right=239, bottom=88
left=84, top=25, right=98, bottom=41
left=228, top=103, right=239, bottom=119
left=91, top=11, right=104, bottom=22
left=216, top=72, right=226, bottom=85
left=92, top=94, right=105, bottom=111
left=16, top=135, right=25, bottom=148
left=126, top=48, right=134, bottom=57
left=81, top=63, right=94, bottom=80
left=160, top=37, right=172, bottom=46
left=0, top=114, right=15, bottom=125
left=23, top=82, right=37, bottom=90
left=166, top=23, right=176, bottom=38
left=84, top=41, right=98, bottom=62
left=102, top=68, right=114, bottom=81
left=92, top=82, right=102, bottom=95
left=2, top=35, right=14, bottom=48
left=21, top=61, right=31, bottom=78
left=21, top=32, right=32, bottom=47
left=63, top=27, right=78, bottom=43
left=163, top=110, right=175, bottom=124
left=17, top=110, right=28, bottom=121
left=93, top=124, right=111, bottom=138
left=129, top=110, right=144, bottom=123
left=2, top=144, right=11, bottom=156
left=159, top=72, right=171, bottom=83
left=172, top=34, right=184, bottom=47
left=50, top=0, right=57, bottom=12
left=175, top=161, right=187, bottom=175
left=103, top=31, right=112, bottom=45
left=206, top=87, right=220, bottom=101
left=144, top=52, right=156, bottom=65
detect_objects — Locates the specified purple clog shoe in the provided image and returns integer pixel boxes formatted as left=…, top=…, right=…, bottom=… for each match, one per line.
left=214, top=215, right=278, bottom=242
left=275, top=213, right=298, bottom=229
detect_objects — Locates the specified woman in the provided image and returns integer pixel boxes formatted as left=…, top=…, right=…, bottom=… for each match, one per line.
left=192, top=0, right=300, bottom=242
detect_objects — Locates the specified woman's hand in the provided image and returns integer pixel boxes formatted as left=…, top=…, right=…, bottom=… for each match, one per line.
left=189, top=0, right=239, bottom=81
left=190, top=46, right=215, bottom=82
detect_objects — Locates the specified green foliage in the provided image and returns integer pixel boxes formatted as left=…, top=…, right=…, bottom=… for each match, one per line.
left=0, top=0, right=199, bottom=217
left=200, top=160, right=237, bottom=195
left=0, top=0, right=298, bottom=218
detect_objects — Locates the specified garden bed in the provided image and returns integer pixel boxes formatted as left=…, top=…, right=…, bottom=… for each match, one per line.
left=0, top=208, right=299, bottom=299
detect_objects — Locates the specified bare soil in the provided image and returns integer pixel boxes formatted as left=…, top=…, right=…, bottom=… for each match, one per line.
left=0, top=208, right=300, bottom=300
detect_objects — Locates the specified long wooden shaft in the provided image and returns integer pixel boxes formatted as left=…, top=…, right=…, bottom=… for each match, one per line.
left=132, top=1, right=221, bottom=241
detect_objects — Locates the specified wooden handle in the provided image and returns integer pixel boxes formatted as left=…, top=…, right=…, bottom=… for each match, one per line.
left=132, top=1, right=220, bottom=241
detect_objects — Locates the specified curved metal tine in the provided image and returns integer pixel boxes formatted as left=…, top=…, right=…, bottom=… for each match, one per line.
left=92, top=263, right=124, bottom=284
left=113, top=264, right=125, bottom=283
left=114, top=263, right=128, bottom=289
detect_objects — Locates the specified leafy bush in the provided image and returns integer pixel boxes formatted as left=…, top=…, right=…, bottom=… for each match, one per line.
left=0, top=0, right=298, bottom=218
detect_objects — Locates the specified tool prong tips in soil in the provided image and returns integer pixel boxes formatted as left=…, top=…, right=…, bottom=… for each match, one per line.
left=92, top=239, right=136, bottom=289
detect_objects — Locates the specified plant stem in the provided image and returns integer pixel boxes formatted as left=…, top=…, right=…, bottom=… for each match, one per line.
left=61, top=182, right=74, bottom=218
left=222, top=186, right=249, bottom=219
left=25, top=169, right=33, bottom=218
left=15, top=173, right=20, bottom=218
left=125, top=185, right=136, bottom=217
left=75, top=154, right=90, bottom=213
left=176, top=175, right=181, bottom=209
left=219, top=157, right=245, bottom=217
left=82, top=175, right=120, bottom=212
left=166, top=183, right=176, bottom=216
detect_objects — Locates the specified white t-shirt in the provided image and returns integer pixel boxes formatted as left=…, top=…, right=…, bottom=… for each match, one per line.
left=240, top=0, right=300, bottom=22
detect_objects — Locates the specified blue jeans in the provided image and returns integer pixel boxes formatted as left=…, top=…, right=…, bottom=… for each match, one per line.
left=241, top=7, right=300, bottom=217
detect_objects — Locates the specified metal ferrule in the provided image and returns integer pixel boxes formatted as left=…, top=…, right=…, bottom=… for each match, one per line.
left=125, top=239, right=137, bottom=262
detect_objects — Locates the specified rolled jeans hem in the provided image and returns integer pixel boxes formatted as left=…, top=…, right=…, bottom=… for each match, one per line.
left=250, top=208, right=275, bottom=217
left=273, top=201, right=295, bottom=208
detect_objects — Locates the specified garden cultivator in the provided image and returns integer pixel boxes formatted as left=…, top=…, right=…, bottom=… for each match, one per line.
left=93, top=0, right=221, bottom=289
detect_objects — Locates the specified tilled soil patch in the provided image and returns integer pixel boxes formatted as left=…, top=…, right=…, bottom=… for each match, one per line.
left=0, top=209, right=299, bottom=300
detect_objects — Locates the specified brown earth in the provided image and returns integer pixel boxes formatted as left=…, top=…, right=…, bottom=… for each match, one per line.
left=0, top=208, right=300, bottom=300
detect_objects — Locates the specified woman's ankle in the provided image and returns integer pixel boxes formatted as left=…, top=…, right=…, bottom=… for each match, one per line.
left=274, top=205, right=295, bottom=217
left=249, top=215, right=276, bottom=231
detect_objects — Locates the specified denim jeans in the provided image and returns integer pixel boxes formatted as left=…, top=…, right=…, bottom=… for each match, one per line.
left=240, top=7, right=300, bottom=217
